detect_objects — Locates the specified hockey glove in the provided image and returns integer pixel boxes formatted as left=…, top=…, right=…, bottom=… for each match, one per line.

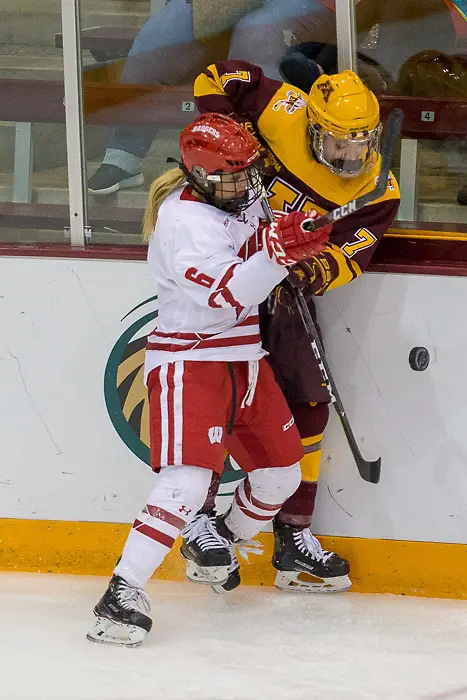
left=273, top=264, right=315, bottom=309
left=262, top=210, right=331, bottom=266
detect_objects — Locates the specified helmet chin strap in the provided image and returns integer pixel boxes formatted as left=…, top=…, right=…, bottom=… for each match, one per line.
left=167, top=156, right=248, bottom=212
left=166, top=156, right=214, bottom=200
left=167, top=157, right=262, bottom=213
left=166, top=156, right=189, bottom=177
left=214, top=189, right=250, bottom=213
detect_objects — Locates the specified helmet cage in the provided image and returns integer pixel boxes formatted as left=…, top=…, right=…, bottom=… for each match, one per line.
left=309, top=121, right=382, bottom=178
left=189, top=163, right=263, bottom=213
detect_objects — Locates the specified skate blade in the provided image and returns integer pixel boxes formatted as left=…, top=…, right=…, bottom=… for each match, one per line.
left=275, top=571, right=352, bottom=594
left=86, top=616, right=147, bottom=647
left=185, top=561, right=229, bottom=586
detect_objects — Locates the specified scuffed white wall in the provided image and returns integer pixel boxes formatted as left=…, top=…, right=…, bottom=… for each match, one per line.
left=314, top=272, right=467, bottom=543
left=0, top=257, right=155, bottom=522
left=1, top=258, right=466, bottom=544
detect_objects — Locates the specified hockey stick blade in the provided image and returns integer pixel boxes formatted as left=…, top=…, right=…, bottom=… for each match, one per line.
left=343, top=421, right=381, bottom=484
left=302, top=107, right=404, bottom=232
left=294, top=289, right=381, bottom=484
left=360, top=456, right=381, bottom=484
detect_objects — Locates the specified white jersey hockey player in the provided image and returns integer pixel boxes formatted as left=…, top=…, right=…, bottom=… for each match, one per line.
left=86, top=113, right=331, bottom=647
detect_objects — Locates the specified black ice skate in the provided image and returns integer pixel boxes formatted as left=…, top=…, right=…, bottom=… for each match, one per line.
left=180, top=512, right=232, bottom=586
left=86, top=575, right=152, bottom=647
left=181, top=512, right=262, bottom=593
left=209, top=512, right=242, bottom=594
left=210, top=511, right=264, bottom=593
left=273, top=522, right=352, bottom=593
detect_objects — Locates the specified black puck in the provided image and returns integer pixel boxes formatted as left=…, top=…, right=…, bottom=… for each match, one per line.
left=409, top=346, right=430, bottom=371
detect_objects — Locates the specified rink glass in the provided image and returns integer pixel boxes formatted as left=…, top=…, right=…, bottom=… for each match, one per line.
left=0, top=0, right=465, bottom=245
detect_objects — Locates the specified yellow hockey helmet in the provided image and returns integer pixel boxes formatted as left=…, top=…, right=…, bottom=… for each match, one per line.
left=308, top=70, right=382, bottom=177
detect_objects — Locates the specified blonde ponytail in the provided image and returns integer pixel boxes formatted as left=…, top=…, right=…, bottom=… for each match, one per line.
left=142, top=167, right=186, bottom=240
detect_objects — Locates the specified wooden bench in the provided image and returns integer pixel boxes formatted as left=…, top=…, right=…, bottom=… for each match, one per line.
left=3, top=80, right=465, bottom=135
left=0, top=79, right=196, bottom=208
left=0, top=78, right=466, bottom=235
left=52, top=27, right=467, bottom=222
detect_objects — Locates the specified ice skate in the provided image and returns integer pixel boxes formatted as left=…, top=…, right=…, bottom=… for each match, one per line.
left=180, top=512, right=232, bottom=586
left=181, top=512, right=263, bottom=593
left=273, top=522, right=351, bottom=593
left=86, top=575, right=152, bottom=647
left=210, top=513, right=264, bottom=593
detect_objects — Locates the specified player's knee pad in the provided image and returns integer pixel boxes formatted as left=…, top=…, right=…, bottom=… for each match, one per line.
left=145, top=465, right=213, bottom=522
left=248, top=463, right=302, bottom=505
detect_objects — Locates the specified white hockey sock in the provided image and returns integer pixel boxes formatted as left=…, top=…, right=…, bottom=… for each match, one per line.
left=114, top=465, right=212, bottom=589
left=225, top=464, right=301, bottom=541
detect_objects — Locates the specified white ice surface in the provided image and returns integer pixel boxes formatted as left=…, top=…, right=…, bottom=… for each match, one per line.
left=2, top=572, right=467, bottom=700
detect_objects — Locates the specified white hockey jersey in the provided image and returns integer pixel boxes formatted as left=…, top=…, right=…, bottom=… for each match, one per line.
left=144, top=186, right=287, bottom=381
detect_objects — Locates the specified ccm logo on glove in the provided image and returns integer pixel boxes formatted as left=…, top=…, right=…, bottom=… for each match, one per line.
left=262, top=210, right=331, bottom=265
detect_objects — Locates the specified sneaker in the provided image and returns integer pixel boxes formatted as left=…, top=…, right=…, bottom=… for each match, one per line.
left=88, top=164, right=144, bottom=195
left=273, top=522, right=351, bottom=593
left=86, top=575, right=152, bottom=647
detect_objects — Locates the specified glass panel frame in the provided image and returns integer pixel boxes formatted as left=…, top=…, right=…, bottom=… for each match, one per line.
left=61, top=0, right=87, bottom=246
left=0, top=0, right=75, bottom=245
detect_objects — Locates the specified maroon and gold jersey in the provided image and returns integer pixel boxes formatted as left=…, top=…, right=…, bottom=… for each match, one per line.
left=195, top=59, right=400, bottom=296
left=194, top=60, right=400, bottom=404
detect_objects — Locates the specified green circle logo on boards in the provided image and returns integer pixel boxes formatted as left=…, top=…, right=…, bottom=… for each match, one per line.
left=103, top=296, right=246, bottom=496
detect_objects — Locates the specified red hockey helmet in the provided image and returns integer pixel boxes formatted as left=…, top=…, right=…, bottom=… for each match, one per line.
left=180, top=113, right=260, bottom=173
left=179, top=113, right=263, bottom=213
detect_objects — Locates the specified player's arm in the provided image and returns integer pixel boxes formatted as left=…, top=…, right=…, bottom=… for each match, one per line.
left=194, top=60, right=281, bottom=125
left=288, top=196, right=400, bottom=296
left=171, top=220, right=287, bottom=312
left=172, top=212, right=329, bottom=311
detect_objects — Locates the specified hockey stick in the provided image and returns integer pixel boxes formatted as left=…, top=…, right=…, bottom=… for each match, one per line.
left=261, top=191, right=381, bottom=482
left=293, top=288, right=381, bottom=483
left=259, top=109, right=403, bottom=483
left=301, top=108, right=404, bottom=232
left=295, top=109, right=403, bottom=481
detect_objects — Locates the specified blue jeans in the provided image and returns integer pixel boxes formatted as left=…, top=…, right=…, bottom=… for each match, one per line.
left=105, top=0, right=201, bottom=172
left=103, top=0, right=330, bottom=173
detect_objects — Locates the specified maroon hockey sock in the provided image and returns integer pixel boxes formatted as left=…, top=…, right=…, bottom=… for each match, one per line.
left=201, top=472, right=222, bottom=512
left=275, top=480, right=318, bottom=528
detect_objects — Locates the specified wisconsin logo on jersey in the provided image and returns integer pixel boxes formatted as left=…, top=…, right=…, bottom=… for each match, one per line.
left=273, top=90, right=307, bottom=114
left=208, top=426, right=223, bottom=444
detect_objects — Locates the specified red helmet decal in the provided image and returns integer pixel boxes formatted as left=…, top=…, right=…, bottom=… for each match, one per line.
left=180, top=113, right=260, bottom=174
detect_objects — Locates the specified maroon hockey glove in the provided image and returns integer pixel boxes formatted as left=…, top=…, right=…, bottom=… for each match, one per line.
left=274, top=261, right=319, bottom=309
left=262, top=211, right=331, bottom=266
left=287, top=261, right=314, bottom=289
